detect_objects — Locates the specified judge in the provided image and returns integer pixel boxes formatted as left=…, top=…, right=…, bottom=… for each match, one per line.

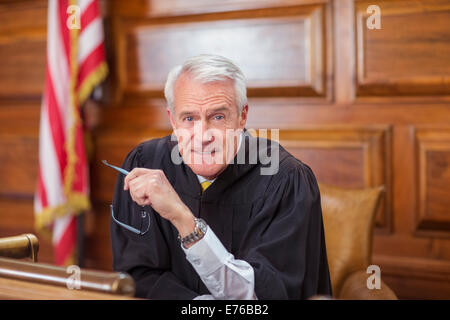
left=110, top=54, right=332, bottom=299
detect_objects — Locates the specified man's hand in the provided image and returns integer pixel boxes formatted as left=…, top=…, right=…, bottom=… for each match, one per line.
left=124, top=168, right=195, bottom=237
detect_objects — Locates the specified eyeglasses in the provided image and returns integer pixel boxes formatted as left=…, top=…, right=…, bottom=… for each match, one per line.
left=103, top=160, right=151, bottom=236
left=110, top=204, right=150, bottom=235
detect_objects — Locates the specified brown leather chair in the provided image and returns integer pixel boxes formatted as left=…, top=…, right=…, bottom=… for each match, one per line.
left=319, top=183, right=397, bottom=300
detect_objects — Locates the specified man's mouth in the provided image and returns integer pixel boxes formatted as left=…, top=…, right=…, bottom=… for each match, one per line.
left=192, top=150, right=216, bottom=155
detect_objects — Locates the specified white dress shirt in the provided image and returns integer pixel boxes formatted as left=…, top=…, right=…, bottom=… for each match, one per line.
left=180, top=132, right=257, bottom=300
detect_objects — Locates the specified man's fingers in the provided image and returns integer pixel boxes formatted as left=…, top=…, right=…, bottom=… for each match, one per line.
left=124, top=168, right=138, bottom=190
left=124, top=168, right=168, bottom=208
left=128, top=177, right=153, bottom=205
left=129, top=186, right=152, bottom=206
left=124, top=168, right=150, bottom=190
left=141, top=197, right=152, bottom=207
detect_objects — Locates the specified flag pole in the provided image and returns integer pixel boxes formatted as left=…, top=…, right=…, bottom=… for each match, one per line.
left=76, top=212, right=85, bottom=267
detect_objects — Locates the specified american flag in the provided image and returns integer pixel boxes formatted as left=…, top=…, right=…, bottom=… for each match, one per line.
left=34, top=0, right=108, bottom=266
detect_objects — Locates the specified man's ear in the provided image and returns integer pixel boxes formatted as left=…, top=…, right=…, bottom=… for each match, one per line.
left=167, top=107, right=177, bottom=131
left=239, top=104, right=249, bottom=129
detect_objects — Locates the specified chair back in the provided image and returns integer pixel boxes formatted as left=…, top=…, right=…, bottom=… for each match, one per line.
left=319, top=183, right=384, bottom=296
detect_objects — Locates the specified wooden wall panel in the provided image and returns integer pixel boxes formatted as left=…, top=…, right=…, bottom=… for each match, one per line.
left=126, top=17, right=321, bottom=94
left=373, top=254, right=450, bottom=299
left=112, top=0, right=329, bottom=18
left=0, top=103, right=40, bottom=198
left=415, top=128, right=450, bottom=237
left=0, top=0, right=47, bottom=99
left=355, top=0, right=450, bottom=97
left=84, top=202, right=112, bottom=270
left=277, top=127, right=392, bottom=230
left=0, top=198, right=35, bottom=235
left=0, top=197, right=54, bottom=263
left=1, top=0, right=450, bottom=299
left=0, top=1, right=47, bottom=33
left=294, top=147, right=366, bottom=187
left=0, top=134, right=38, bottom=197
left=0, top=0, right=52, bottom=265
left=0, top=39, right=46, bottom=99
left=114, top=3, right=331, bottom=101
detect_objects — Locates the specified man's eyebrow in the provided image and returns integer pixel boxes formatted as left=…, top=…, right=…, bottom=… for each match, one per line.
left=207, top=106, right=230, bottom=115
left=178, top=110, right=197, bottom=119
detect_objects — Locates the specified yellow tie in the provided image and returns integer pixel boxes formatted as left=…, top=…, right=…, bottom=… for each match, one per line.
left=201, top=181, right=212, bottom=192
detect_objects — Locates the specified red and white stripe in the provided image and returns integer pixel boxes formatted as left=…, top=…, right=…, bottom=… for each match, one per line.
left=35, top=0, right=107, bottom=266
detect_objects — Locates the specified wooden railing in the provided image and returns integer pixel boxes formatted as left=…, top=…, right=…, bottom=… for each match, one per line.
left=0, top=234, right=39, bottom=262
left=0, top=257, right=137, bottom=299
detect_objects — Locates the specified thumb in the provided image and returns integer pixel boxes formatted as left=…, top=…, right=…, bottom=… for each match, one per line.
left=123, top=176, right=130, bottom=190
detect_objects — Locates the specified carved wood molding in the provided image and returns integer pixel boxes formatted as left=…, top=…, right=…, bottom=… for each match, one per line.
left=415, top=127, right=450, bottom=237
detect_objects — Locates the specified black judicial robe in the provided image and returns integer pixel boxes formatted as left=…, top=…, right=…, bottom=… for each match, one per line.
left=110, top=131, right=332, bottom=299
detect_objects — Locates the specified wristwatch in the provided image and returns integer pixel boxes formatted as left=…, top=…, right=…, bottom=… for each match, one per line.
left=178, top=218, right=207, bottom=248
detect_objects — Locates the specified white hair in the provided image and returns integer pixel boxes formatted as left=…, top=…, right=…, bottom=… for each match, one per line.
left=164, top=54, right=248, bottom=114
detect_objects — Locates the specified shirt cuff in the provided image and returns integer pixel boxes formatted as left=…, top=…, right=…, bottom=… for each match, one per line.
left=181, top=225, right=231, bottom=276
left=194, top=294, right=215, bottom=300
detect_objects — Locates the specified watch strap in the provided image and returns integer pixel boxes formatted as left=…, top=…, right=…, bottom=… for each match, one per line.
left=178, top=218, right=207, bottom=248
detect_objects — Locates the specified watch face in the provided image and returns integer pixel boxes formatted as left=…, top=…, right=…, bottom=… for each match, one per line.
left=197, top=218, right=207, bottom=234
left=179, top=219, right=208, bottom=248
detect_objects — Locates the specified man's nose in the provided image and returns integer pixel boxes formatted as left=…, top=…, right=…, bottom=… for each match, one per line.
left=202, top=129, right=215, bottom=145
left=193, top=119, right=214, bottom=146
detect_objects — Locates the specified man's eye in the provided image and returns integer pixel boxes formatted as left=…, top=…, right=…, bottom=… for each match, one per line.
left=215, top=115, right=224, bottom=120
left=184, top=116, right=193, bottom=122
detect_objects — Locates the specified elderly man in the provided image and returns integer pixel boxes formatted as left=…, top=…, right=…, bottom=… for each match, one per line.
left=110, top=54, right=332, bottom=299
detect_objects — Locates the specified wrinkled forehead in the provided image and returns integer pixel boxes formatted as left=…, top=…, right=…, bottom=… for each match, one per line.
left=172, top=72, right=237, bottom=112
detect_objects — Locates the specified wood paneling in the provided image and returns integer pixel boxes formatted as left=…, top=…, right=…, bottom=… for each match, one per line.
left=415, top=128, right=450, bottom=237
left=373, top=254, right=450, bottom=299
left=126, top=16, right=323, bottom=94
left=0, top=134, right=38, bottom=197
left=0, top=0, right=47, bottom=33
left=0, top=103, right=40, bottom=199
left=84, top=202, right=114, bottom=271
left=0, top=0, right=51, bottom=265
left=355, top=0, right=450, bottom=97
left=277, top=127, right=392, bottom=230
left=1, top=0, right=450, bottom=299
left=0, top=38, right=46, bottom=99
left=0, top=103, right=41, bottom=132
left=112, top=0, right=329, bottom=18
left=0, top=0, right=47, bottom=100
left=114, top=3, right=331, bottom=101
left=0, top=197, right=54, bottom=263
left=295, top=147, right=366, bottom=187
left=0, top=198, right=35, bottom=235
